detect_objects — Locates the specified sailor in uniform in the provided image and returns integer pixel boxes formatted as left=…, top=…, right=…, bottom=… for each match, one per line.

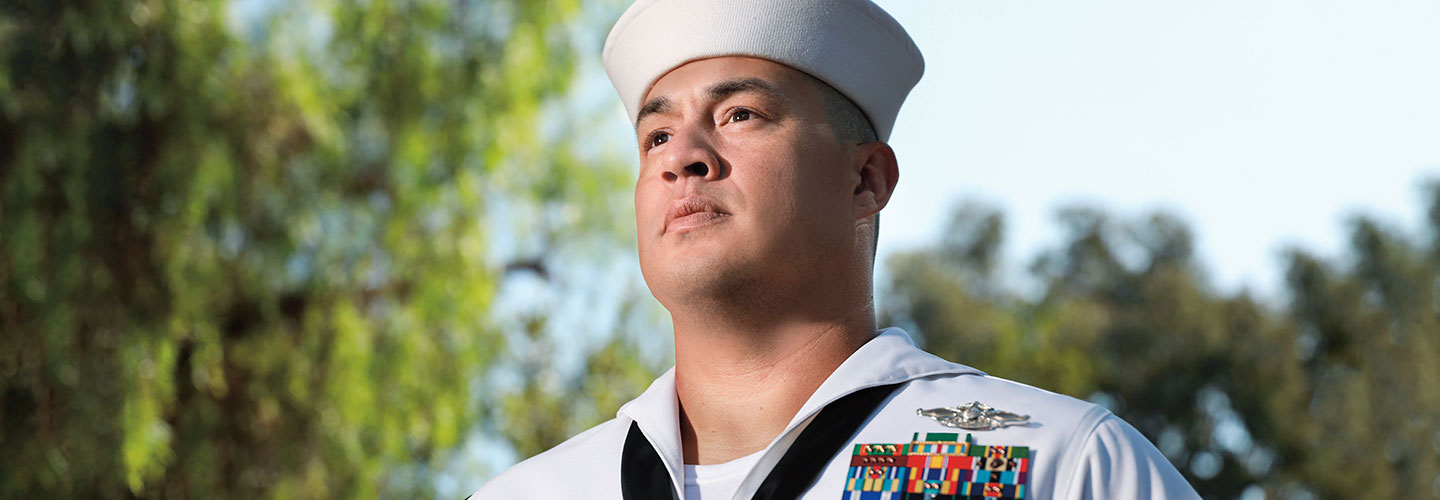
left=472, top=0, right=1199, bottom=498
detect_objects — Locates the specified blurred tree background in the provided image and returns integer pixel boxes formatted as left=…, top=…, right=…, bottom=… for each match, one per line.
left=0, top=0, right=656, bottom=498
left=1, top=0, right=1437, bottom=499
left=882, top=187, right=1440, bottom=499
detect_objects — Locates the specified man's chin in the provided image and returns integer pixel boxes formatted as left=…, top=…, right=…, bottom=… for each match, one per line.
left=647, top=261, right=785, bottom=313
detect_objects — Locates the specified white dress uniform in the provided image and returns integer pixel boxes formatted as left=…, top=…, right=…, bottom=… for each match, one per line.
left=471, top=328, right=1199, bottom=499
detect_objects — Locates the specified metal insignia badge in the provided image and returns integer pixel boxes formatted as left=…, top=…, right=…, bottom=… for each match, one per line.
left=916, top=401, right=1030, bottom=431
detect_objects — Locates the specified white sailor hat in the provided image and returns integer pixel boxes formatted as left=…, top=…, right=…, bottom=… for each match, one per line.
left=602, top=0, right=924, bottom=142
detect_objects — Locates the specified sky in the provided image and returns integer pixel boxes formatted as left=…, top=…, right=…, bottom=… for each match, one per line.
left=866, top=0, right=1440, bottom=299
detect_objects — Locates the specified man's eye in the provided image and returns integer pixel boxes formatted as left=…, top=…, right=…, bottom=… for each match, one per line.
left=729, top=109, right=752, bottom=123
left=646, top=131, right=670, bottom=149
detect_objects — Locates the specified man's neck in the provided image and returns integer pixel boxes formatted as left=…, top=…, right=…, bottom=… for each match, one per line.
left=671, top=308, right=876, bottom=465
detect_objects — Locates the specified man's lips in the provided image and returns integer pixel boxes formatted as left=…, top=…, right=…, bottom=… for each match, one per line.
left=664, top=196, right=731, bottom=234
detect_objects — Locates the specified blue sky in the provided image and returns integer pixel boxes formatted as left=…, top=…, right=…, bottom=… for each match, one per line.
left=868, top=0, right=1440, bottom=298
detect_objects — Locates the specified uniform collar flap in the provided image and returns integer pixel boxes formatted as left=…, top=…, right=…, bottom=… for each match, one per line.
left=616, top=366, right=684, bottom=495
left=785, top=327, right=984, bottom=429
left=613, top=327, right=981, bottom=497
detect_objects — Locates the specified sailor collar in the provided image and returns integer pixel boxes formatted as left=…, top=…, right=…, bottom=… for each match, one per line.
left=615, top=327, right=985, bottom=497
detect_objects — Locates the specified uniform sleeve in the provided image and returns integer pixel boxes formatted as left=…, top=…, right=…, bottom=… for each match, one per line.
left=1062, top=414, right=1200, bottom=500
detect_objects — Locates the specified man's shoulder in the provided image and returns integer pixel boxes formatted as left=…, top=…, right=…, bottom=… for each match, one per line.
left=901, top=370, right=1162, bottom=460
left=896, top=370, right=1197, bottom=499
left=468, top=417, right=632, bottom=499
left=1063, top=411, right=1200, bottom=498
left=900, top=363, right=1111, bottom=427
left=856, top=330, right=1108, bottom=429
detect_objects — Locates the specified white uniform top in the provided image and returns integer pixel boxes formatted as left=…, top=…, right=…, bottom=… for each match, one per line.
left=471, top=328, right=1199, bottom=499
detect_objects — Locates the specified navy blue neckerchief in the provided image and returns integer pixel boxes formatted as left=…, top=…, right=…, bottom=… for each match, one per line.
left=621, top=382, right=904, bottom=500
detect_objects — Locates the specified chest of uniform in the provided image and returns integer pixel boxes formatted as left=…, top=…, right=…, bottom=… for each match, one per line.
left=805, top=391, right=1077, bottom=500
left=839, top=432, right=1031, bottom=499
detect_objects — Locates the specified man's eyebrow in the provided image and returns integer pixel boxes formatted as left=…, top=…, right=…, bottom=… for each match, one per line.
left=635, top=78, right=786, bottom=129
left=705, top=78, right=786, bottom=103
left=635, top=96, right=671, bottom=127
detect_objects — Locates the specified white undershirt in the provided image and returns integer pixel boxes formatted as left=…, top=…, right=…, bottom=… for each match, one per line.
left=683, top=449, right=766, bottom=500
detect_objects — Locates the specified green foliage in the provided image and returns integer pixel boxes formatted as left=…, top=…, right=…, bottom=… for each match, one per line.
left=1279, top=199, right=1440, bottom=497
left=882, top=183, right=1440, bottom=498
left=498, top=323, right=668, bottom=459
left=0, top=0, right=635, bottom=497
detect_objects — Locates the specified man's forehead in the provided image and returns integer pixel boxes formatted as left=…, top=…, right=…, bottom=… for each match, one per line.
left=634, top=57, right=820, bottom=128
left=642, top=57, right=806, bottom=102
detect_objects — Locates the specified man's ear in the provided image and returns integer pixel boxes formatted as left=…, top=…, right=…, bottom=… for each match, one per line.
left=851, top=141, right=899, bottom=220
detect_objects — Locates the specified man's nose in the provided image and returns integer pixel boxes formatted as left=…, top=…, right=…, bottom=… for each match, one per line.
left=660, top=130, right=723, bottom=183
left=679, top=162, right=709, bottom=178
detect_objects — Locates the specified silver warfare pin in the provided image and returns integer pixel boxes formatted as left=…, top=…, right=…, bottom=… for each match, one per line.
left=916, top=401, right=1030, bottom=431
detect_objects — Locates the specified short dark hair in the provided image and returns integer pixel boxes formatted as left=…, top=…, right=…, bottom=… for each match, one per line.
left=804, top=75, right=881, bottom=260
left=808, top=77, right=879, bottom=145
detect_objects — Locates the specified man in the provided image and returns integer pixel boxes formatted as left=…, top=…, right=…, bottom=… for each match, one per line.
left=472, top=0, right=1199, bottom=498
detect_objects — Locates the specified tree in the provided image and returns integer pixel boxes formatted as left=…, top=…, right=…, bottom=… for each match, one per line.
left=1277, top=184, right=1440, bottom=497
left=881, top=182, right=1440, bottom=498
left=0, top=0, right=638, bottom=497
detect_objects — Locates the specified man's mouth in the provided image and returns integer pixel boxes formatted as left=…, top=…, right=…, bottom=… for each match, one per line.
left=664, top=196, right=731, bottom=234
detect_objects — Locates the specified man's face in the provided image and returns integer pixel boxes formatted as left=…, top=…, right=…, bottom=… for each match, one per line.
left=632, top=57, right=860, bottom=308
